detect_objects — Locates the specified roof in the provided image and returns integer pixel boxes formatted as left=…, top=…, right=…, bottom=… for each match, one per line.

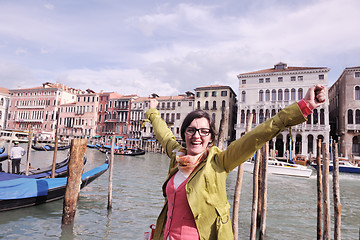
left=238, top=63, right=329, bottom=77
left=0, top=87, right=9, bottom=95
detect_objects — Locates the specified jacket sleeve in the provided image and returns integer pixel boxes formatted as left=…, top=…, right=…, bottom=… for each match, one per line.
left=146, top=108, right=181, bottom=158
left=217, top=102, right=307, bottom=172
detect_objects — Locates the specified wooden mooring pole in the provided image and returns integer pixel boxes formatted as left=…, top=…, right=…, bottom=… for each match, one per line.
left=51, top=111, right=60, bottom=178
left=25, top=128, right=33, bottom=175
left=232, top=113, right=253, bottom=239
left=250, top=149, right=261, bottom=240
left=61, top=138, right=87, bottom=226
left=108, top=135, right=115, bottom=210
left=322, top=142, right=331, bottom=240
left=259, top=142, right=269, bottom=240
left=316, top=138, right=323, bottom=240
left=333, top=142, right=341, bottom=240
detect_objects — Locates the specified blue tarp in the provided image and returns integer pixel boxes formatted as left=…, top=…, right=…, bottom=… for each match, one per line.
left=0, top=162, right=108, bottom=200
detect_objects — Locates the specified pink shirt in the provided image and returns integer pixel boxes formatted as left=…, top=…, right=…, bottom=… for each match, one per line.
left=164, top=173, right=199, bottom=240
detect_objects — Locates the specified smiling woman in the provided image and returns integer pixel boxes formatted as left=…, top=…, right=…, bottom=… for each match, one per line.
left=145, top=85, right=326, bottom=240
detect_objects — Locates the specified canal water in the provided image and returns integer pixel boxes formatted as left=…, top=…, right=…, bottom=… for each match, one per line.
left=0, top=145, right=359, bottom=239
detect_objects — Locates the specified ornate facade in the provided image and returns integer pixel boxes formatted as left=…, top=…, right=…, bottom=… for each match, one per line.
left=236, top=62, right=330, bottom=158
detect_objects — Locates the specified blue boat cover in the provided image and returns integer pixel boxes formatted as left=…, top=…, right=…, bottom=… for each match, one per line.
left=0, top=162, right=108, bottom=200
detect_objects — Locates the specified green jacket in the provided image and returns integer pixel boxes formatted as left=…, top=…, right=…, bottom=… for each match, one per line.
left=146, top=102, right=306, bottom=240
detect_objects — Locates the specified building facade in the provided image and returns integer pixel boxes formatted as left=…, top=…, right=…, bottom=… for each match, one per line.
left=0, top=87, right=9, bottom=130
left=7, top=83, right=80, bottom=138
left=236, top=62, right=330, bottom=158
left=96, top=92, right=138, bottom=144
left=194, top=85, right=237, bottom=145
left=58, top=89, right=99, bottom=139
left=329, top=66, right=360, bottom=158
left=141, top=92, right=195, bottom=141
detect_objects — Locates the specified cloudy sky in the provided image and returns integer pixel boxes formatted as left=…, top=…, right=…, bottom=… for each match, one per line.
left=0, top=0, right=359, bottom=97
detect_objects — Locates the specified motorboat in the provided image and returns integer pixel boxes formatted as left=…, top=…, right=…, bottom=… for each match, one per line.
left=243, top=158, right=313, bottom=178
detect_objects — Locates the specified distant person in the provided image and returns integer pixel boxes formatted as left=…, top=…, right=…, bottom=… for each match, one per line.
left=10, top=142, right=26, bottom=174
left=146, top=85, right=326, bottom=239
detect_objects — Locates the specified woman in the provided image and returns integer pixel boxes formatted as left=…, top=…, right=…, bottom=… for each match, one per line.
left=146, top=85, right=326, bottom=240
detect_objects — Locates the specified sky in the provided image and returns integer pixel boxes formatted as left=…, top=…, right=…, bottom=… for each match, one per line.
left=0, top=0, right=359, bottom=97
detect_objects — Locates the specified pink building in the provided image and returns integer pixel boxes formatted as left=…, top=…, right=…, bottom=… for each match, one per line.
left=58, top=90, right=100, bottom=139
left=7, top=82, right=81, bottom=137
left=96, top=92, right=138, bottom=144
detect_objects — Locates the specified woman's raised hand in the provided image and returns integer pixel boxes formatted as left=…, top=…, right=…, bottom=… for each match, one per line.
left=303, top=84, right=326, bottom=110
left=149, top=98, right=159, bottom=109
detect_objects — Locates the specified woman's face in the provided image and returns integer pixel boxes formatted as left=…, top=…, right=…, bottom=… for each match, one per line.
left=185, top=117, right=212, bottom=156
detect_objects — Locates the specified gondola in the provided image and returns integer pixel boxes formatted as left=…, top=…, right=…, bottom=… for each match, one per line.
left=99, top=147, right=145, bottom=156
left=31, top=144, right=70, bottom=151
left=0, top=159, right=109, bottom=212
left=18, top=156, right=87, bottom=178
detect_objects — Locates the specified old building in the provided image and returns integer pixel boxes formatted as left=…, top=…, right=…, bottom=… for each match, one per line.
left=0, top=87, right=9, bottom=130
left=96, top=92, right=138, bottom=144
left=7, top=82, right=80, bottom=138
left=236, top=62, right=330, bottom=158
left=139, top=92, right=195, bottom=143
left=194, top=85, right=237, bottom=146
left=58, top=89, right=100, bottom=139
left=329, top=66, right=360, bottom=158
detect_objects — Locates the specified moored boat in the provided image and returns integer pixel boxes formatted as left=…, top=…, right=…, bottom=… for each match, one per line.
left=243, top=158, right=313, bottom=178
left=31, top=144, right=70, bottom=151
left=99, top=147, right=145, bottom=156
left=0, top=159, right=109, bottom=212
left=311, top=160, right=360, bottom=174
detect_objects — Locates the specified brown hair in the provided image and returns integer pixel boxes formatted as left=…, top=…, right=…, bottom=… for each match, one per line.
left=180, top=110, right=217, bottom=143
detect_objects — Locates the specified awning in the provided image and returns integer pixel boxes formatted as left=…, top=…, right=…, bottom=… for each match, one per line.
left=93, top=135, right=101, bottom=138
left=126, top=138, right=140, bottom=141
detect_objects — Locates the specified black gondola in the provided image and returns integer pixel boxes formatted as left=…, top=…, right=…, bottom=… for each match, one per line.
left=99, top=147, right=145, bottom=156
left=31, top=144, right=70, bottom=151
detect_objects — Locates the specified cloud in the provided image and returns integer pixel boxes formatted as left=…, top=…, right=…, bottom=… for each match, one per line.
left=55, top=68, right=179, bottom=96
left=0, top=62, right=37, bottom=89
left=44, top=4, right=54, bottom=10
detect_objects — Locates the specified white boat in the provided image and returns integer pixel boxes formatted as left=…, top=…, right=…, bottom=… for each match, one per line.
left=311, top=160, right=360, bottom=174
left=243, top=158, right=313, bottom=178
left=0, top=130, right=29, bottom=143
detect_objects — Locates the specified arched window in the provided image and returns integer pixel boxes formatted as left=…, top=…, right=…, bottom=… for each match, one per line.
left=271, top=109, right=276, bottom=117
left=355, top=86, right=360, bottom=100
left=259, top=109, right=264, bottom=123
left=298, top=88, right=303, bottom=100
left=197, top=101, right=201, bottom=109
left=205, top=101, right=209, bottom=110
left=241, top=110, right=245, bottom=124
left=212, top=113, right=216, bottom=123
left=284, top=89, right=289, bottom=101
left=291, top=88, right=296, bottom=100
left=278, top=89, right=283, bottom=101
left=259, top=90, right=264, bottom=102
left=356, top=110, right=360, bottom=124
left=308, top=135, right=314, bottom=154
left=265, top=90, right=270, bottom=101
left=241, top=91, right=246, bottom=102
left=0, top=111, right=2, bottom=120
left=320, top=109, right=325, bottom=124
left=348, top=109, right=353, bottom=124
left=252, top=109, right=256, bottom=124
left=0, top=98, right=3, bottom=106
left=307, top=113, right=312, bottom=124
left=271, top=90, right=276, bottom=101
left=212, top=101, right=217, bottom=110
left=313, top=109, right=318, bottom=124
left=222, top=100, right=226, bottom=108
left=265, top=109, right=270, bottom=120
left=353, top=136, right=360, bottom=156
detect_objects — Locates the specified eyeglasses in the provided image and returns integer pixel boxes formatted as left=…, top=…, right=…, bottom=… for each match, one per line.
left=185, top=127, right=211, bottom=136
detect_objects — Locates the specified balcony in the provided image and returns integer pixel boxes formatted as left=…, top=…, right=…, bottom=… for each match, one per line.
left=17, top=105, right=45, bottom=109
left=73, top=125, right=84, bottom=129
left=15, top=118, right=43, bottom=123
